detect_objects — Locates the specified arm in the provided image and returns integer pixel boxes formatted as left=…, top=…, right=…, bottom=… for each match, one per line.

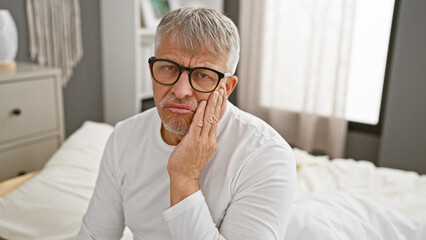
left=164, top=88, right=296, bottom=239
left=163, top=144, right=296, bottom=240
left=220, top=145, right=296, bottom=239
left=77, top=132, right=125, bottom=240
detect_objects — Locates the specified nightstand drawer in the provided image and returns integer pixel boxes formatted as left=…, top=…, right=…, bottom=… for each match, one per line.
left=0, top=138, right=59, bottom=181
left=0, top=77, right=58, bottom=143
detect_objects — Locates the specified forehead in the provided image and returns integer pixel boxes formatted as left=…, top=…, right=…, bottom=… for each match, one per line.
left=156, top=34, right=228, bottom=69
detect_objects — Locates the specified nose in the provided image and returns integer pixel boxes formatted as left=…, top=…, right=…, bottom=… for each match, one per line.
left=170, top=70, right=193, bottom=99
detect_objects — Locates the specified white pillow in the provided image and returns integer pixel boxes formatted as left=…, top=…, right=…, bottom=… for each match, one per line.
left=0, top=121, right=113, bottom=240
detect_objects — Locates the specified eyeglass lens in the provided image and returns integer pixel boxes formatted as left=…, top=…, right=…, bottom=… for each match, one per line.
left=152, top=60, right=219, bottom=92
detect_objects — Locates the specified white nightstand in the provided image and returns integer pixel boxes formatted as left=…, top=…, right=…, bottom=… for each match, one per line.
left=0, top=62, right=65, bottom=181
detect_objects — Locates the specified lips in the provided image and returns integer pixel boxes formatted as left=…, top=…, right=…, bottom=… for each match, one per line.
left=163, top=103, right=195, bottom=114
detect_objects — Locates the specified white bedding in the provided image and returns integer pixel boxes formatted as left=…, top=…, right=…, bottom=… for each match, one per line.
left=0, top=122, right=425, bottom=240
left=286, top=192, right=425, bottom=240
left=294, top=148, right=426, bottom=224
left=0, top=121, right=114, bottom=240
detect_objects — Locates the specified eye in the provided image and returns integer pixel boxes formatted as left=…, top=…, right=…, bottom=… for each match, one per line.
left=194, top=71, right=215, bottom=80
left=198, top=73, right=210, bottom=79
left=163, top=65, right=176, bottom=71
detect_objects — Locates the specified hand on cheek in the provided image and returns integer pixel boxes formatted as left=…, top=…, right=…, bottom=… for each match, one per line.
left=167, top=88, right=226, bottom=206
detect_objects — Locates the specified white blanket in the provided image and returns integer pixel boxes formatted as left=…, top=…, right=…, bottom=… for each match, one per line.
left=288, top=148, right=426, bottom=240
left=285, top=192, right=425, bottom=240
left=294, top=148, right=426, bottom=224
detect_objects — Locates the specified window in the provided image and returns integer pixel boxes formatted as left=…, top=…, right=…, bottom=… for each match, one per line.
left=345, top=0, right=396, bottom=125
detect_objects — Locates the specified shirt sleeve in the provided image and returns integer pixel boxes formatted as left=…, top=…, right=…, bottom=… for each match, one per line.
left=162, top=144, right=296, bottom=240
left=77, top=131, right=125, bottom=240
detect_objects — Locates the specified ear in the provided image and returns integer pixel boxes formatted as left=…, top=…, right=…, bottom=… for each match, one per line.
left=223, top=76, right=238, bottom=97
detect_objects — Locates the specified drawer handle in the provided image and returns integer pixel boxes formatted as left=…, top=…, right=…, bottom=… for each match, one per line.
left=12, top=108, right=22, bottom=116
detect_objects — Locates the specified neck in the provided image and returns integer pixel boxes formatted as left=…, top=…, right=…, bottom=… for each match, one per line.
left=161, top=125, right=184, bottom=146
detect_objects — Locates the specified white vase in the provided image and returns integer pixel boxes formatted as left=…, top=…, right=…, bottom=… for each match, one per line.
left=0, top=9, right=18, bottom=66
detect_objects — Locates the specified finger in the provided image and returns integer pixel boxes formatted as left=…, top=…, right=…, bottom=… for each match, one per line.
left=201, top=90, right=219, bottom=138
left=209, top=88, right=224, bottom=137
left=188, top=100, right=206, bottom=136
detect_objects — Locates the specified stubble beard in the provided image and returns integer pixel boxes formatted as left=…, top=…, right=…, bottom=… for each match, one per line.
left=163, top=120, right=190, bottom=135
left=159, top=96, right=198, bottom=135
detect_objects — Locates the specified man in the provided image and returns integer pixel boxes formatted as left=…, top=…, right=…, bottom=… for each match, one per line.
left=78, top=7, right=295, bottom=240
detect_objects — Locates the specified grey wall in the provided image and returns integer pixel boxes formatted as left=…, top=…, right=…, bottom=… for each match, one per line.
left=0, top=0, right=103, bottom=137
left=345, top=132, right=380, bottom=163
left=378, top=0, right=426, bottom=174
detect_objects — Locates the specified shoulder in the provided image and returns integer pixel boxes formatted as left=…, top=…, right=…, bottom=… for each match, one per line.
left=218, top=103, right=295, bottom=173
left=224, top=103, right=290, bottom=149
left=222, top=105, right=296, bottom=202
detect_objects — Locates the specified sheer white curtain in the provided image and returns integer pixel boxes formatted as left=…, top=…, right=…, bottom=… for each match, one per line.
left=239, top=0, right=356, bottom=158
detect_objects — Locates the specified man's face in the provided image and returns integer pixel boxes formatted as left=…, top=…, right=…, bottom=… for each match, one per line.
left=152, top=37, right=231, bottom=136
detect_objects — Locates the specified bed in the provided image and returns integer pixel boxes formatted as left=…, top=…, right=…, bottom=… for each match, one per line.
left=0, top=121, right=425, bottom=240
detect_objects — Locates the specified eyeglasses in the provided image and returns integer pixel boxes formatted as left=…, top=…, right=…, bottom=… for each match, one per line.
left=148, top=57, right=232, bottom=93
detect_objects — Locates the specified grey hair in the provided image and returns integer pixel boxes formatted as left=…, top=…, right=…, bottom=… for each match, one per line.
left=155, top=7, right=240, bottom=74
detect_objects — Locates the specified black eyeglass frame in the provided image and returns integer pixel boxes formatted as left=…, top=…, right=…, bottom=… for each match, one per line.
left=148, top=57, right=232, bottom=93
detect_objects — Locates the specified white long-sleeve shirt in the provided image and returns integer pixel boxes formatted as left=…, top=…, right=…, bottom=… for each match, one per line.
left=78, top=102, right=296, bottom=240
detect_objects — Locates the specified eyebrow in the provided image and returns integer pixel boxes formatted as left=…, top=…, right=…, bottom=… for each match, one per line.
left=156, top=55, right=223, bottom=71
